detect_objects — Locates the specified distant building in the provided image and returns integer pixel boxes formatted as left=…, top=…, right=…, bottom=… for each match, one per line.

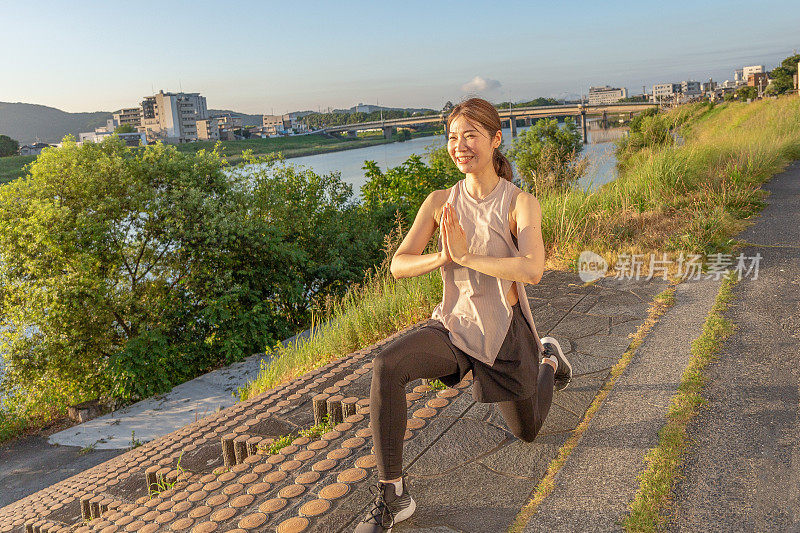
left=18, top=142, right=52, bottom=156
left=196, top=118, right=220, bottom=141
left=141, top=90, right=208, bottom=143
left=112, top=107, right=143, bottom=128
left=734, top=69, right=745, bottom=85
left=743, top=65, right=765, bottom=80
left=681, top=80, right=701, bottom=96
left=354, top=103, right=381, bottom=113
left=261, top=113, right=307, bottom=135
left=652, top=83, right=681, bottom=102
left=78, top=130, right=147, bottom=147
left=588, top=86, right=628, bottom=105
left=747, top=72, right=769, bottom=89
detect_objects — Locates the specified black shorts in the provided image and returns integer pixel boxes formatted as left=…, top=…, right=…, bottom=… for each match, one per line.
left=425, top=301, right=541, bottom=403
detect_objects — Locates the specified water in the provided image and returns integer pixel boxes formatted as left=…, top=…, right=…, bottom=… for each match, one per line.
left=281, top=122, right=625, bottom=199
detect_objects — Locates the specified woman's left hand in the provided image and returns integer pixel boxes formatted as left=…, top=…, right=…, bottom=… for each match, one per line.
left=442, top=203, right=470, bottom=264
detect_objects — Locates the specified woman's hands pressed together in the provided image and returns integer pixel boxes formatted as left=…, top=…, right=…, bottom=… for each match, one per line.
left=441, top=203, right=470, bottom=265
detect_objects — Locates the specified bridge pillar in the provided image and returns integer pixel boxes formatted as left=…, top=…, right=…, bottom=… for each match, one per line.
left=580, top=110, right=587, bottom=144
left=601, top=110, right=608, bottom=129
left=524, top=117, right=531, bottom=126
left=382, top=126, right=393, bottom=139
left=509, top=116, right=517, bottom=138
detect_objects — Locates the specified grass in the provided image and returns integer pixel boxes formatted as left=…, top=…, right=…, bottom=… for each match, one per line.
left=240, top=95, right=800, bottom=403
left=259, top=412, right=337, bottom=455
left=148, top=451, right=186, bottom=498
left=622, top=270, right=739, bottom=532
left=507, top=283, right=679, bottom=533
left=0, top=154, right=35, bottom=184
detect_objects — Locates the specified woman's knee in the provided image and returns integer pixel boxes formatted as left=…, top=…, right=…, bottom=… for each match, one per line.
left=372, top=345, right=406, bottom=382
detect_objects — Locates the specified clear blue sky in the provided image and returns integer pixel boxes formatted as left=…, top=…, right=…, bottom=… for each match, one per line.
left=2, top=0, right=797, bottom=114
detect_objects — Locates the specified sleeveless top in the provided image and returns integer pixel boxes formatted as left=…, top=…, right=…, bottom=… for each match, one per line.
left=431, top=177, right=545, bottom=366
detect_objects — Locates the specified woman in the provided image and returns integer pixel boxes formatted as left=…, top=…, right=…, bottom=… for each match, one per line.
left=354, top=97, right=572, bottom=532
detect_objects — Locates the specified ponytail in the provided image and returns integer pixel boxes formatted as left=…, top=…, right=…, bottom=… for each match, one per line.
left=493, top=148, right=514, bottom=182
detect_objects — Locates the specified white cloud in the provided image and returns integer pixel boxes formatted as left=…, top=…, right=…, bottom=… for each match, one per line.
left=461, top=76, right=502, bottom=93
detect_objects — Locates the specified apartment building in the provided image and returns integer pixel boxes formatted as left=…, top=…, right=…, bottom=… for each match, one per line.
left=262, top=113, right=308, bottom=135
left=651, top=83, right=681, bottom=101
left=140, top=90, right=208, bottom=143
left=196, top=118, right=220, bottom=141
left=588, top=86, right=628, bottom=105
left=681, top=80, right=701, bottom=96
left=112, top=108, right=143, bottom=127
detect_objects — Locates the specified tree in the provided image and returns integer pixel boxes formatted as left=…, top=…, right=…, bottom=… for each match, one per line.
left=506, top=117, right=587, bottom=195
left=360, top=153, right=457, bottom=227
left=114, top=124, right=136, bottom=134
left=615, top=112, right=674, bottom=164
left=736, top=86, right=758, bottom=101
left=0, top=136, right=382, bottom=408
left=766, top=53, right=800, bottom=95
left=0, top=135, right=19, bottom=157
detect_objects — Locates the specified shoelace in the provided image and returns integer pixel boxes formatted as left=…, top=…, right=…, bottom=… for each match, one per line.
left=364, top=483, right=397, bottom=528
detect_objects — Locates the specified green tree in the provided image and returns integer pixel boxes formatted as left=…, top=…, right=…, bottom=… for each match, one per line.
left=360, top=153, right=457, bottom=227
left=0, top=135, right=19, bottom=157
left=114, top=124, right=136, bottom=134
left=506, top=117, right=586, bottom=195
left=0, top=136, right=382, bottom=410
left=736, top=86, right=758, bottom=100
left=765, top=54, right=800, bottom=95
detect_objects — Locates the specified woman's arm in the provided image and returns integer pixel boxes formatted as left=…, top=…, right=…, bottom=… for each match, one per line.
left=390, top=191, right=448, bottom=279
left=443, top=192, right=544, bottom=285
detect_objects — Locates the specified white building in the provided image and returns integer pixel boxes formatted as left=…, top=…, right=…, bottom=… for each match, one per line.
left=652, top=83, right=681, bottom=102
left=141, top=90, right=208, bottom=143
left=588, top=86, right=629, bottom=105
left=78, top=130, right=147, bottom=147
left=742, top=65, right=765, bottom=81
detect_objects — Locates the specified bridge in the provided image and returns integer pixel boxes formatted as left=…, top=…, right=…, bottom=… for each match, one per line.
left=322, top=102, right=659, bottom=143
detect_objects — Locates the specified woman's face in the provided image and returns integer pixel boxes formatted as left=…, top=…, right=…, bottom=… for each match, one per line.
left=447, top=115, right=501, bottom=176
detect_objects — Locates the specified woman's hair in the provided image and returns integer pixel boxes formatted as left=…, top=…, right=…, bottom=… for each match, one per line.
left=446, top=97, right=514, bottom=181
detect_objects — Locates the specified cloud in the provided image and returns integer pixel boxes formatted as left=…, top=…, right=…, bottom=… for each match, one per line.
left=461, top=76, right=502, bottom=93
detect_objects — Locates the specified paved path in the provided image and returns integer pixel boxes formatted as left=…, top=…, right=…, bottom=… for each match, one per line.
left=667, top=160, right=800, bottom=532
left=0, top=270, right=668, bottom=531
left=525, top=275, right=720, bottom=532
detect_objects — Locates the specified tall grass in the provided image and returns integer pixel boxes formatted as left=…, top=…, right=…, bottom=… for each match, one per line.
left=240, top=95, right=800, bottom=401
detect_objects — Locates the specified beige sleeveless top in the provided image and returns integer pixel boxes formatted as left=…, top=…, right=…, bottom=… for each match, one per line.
left=431, top=177, right=545, bottom=366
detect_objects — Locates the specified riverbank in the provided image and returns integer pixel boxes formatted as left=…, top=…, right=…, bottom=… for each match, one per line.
left=0, top=129, right=439, bottom=185
left=240, top=95, right=800, bottom=401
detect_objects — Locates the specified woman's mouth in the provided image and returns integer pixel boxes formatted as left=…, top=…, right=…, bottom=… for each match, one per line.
left=456, top=156, right=474, bottom=164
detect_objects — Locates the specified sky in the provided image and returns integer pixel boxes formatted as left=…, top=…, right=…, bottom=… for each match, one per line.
left=1, top=0, right=798, bottom=115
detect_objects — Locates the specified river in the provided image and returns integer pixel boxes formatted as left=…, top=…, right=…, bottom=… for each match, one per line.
left=283, top=121, right=625, bottom=199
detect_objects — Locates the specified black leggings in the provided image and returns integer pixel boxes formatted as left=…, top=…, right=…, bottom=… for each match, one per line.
left=369, top=325, right=555, bottom=480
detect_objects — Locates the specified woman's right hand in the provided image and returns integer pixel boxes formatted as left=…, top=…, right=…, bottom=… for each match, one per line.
left=439, top=206, right=452, bottom=266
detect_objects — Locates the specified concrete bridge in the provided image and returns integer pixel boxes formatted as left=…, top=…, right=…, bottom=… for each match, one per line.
left=323, top=102, right=658, bottom=143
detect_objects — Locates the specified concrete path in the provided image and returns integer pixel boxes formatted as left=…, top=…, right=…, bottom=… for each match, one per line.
left=667, top=160, right=800, bottom=532
left=525, top=275, right=721, bottom=532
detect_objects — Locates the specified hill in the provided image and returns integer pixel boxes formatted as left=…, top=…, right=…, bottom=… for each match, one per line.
left=0, top=102, right=111, bottom=145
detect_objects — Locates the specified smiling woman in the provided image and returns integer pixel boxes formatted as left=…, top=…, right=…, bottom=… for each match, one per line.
left=353, top=97, right=573, bottom=532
